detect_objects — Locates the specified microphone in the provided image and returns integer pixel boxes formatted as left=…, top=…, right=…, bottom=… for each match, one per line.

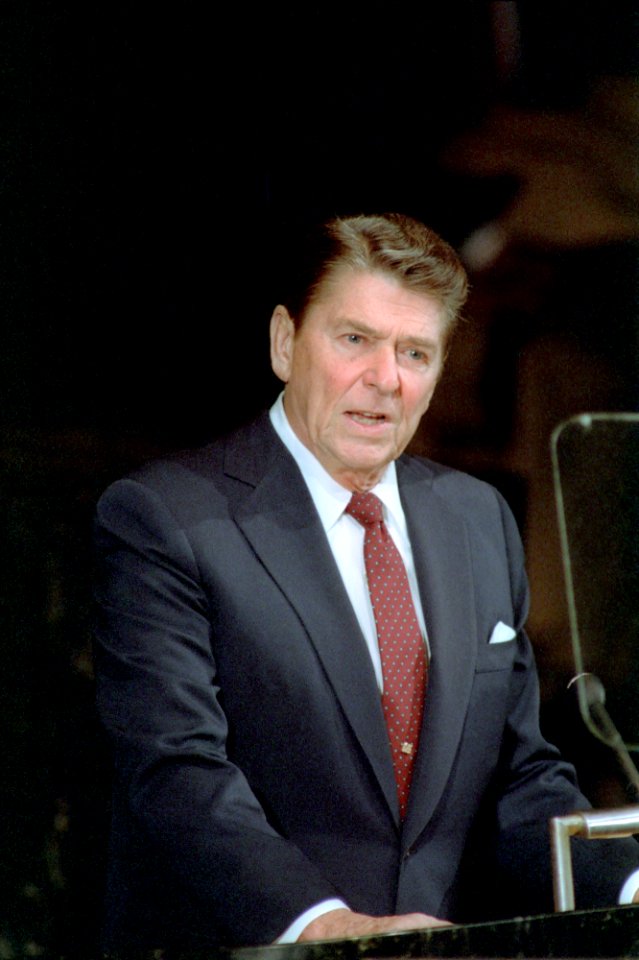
left=568, top=672, right=639, bottom=802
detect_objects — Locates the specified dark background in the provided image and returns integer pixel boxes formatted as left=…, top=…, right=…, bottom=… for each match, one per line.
left=2, top=3, right=638, bottom=956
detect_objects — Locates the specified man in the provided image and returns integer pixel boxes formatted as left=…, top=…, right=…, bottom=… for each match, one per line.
left=93, top=213, right=639, bottom=951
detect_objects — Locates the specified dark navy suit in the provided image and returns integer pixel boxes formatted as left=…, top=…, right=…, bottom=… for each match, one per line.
left=93, top=412, right=639, bottom=949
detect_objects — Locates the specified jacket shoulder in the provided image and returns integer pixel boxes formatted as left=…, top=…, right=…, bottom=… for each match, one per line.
left=399, top=452, right=524, bottom=556
left=400, top=453, right=508, bottom=515
left=96, top=412, right=286, bottom=524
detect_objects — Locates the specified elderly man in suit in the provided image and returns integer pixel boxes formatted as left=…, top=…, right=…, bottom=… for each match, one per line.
left=93, top=213, right=639, bottom=951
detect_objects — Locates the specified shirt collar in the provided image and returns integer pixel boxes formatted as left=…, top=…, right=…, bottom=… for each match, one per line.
left=269, top=392, right=405, bottom=534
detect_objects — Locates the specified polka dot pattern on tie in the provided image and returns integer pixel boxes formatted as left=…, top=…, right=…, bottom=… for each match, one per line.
left=346, top=491, right=428, bottom=820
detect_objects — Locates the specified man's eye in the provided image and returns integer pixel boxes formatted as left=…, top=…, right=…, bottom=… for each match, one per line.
left=408, top=349, right=426, bottom=362
left=346, top=334, right=362, bottom=344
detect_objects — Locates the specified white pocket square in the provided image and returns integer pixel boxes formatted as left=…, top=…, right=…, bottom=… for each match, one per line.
left=489, top=621, right=517, bottom=644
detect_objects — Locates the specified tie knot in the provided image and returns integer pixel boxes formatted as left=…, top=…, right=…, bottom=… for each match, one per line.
left=346, top=491, right=384, bottom=527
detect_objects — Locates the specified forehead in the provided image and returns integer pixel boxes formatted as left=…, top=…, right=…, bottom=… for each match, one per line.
left=305, top=267, right=446, bottom=338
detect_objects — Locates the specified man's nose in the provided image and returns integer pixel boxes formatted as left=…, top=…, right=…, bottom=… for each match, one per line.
left=363, top=346, right=400, bottom=392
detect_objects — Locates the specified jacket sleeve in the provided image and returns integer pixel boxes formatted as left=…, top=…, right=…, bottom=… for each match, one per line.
left=93, top=477, right=340, bottom=949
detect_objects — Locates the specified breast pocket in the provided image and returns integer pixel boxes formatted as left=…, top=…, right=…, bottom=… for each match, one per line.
left=475, top=634, right=518, bottom=673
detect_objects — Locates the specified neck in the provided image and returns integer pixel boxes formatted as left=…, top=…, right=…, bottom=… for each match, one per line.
left=336, top=467, right=386, bottom=493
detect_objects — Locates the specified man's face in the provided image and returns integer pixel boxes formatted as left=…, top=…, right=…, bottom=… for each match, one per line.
left=270, top=268, right=447, bottom=491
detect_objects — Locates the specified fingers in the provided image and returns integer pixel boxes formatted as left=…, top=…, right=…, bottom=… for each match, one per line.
left=298, top=907, right=451, bottom=942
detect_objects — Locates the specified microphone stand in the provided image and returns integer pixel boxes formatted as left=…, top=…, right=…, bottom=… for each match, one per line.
left=550, top=673, right=639, bottom=911
left=549, top=415, right=639, bottom=912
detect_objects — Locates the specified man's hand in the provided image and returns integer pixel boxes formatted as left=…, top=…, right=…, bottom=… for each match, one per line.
left=298, top=907, right=451, bottom=942
left=633, top=889, right=639, bottom=904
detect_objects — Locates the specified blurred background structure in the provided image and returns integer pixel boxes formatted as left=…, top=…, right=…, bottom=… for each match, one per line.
left=2, top=3, right=638, bottom=955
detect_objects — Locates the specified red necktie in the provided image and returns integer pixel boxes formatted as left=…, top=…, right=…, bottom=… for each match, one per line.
left=346, top=492, right=428, bottom=819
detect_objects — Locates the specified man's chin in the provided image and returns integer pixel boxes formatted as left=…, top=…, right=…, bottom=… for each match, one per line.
left=328, top=451, right=399, bottom=491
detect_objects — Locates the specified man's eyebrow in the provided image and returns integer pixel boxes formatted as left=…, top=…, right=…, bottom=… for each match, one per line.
left=400, top=335, right=440, bottom=351
left=336, top=317, right=439, bottom=351
left=334, top=317, right=379, bottom=336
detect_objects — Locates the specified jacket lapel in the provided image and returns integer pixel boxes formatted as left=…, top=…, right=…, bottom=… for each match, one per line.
left=397, top=457, right=479, bottom=848
left=224, top=416, right=399, bottom=820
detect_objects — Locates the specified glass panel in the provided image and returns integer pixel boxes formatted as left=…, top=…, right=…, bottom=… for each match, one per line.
left=551, top=414, right=639, bottom=751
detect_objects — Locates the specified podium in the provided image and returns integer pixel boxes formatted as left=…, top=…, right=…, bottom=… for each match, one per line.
left=102, top=906, right=639, bottom=958
left=225, top=906, right=639, bottom=959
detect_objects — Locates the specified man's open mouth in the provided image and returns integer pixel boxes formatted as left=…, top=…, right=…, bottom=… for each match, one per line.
left=348, top=411, right=389, bottom=425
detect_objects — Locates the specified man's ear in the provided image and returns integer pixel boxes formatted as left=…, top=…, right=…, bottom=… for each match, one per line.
left=270, top=305, right=296, bottom=383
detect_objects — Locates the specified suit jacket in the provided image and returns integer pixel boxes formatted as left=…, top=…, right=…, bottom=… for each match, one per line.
left=93, top=412, right=639, bottom=950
